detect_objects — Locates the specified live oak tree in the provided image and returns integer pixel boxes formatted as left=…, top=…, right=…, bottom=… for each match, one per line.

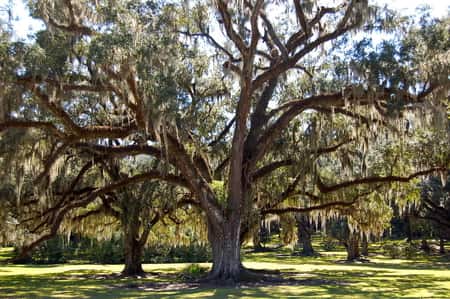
left=415, top=172, right=450, bottom=253
left=1, top=0, right=449, bottom=283
left=0, top=0, right=190, bottom=259
left=341, top=192, right=393, bottom=261
left=0, top=136, right=196, bottom=274
left=0, top=133, right=190, bottom=274
left=295, top=213, right=316, bottom=256
left=66, top=160, right=192, bottom=276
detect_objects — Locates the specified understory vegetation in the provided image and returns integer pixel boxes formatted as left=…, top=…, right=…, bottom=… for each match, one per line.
left=25, top=235, right=211, bottom=264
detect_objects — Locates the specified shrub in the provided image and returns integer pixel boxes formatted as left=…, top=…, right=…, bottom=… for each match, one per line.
left=403, top=243, right=420, bottom=259
left=143, top=243, right=211, bottom=263
left=18, top=234, right=211, bottom=264
left=179, top=263, right=208, bottom=280
left=382, top=243, right=402, bottom=259
left=321, top=237, right=338, bottom=251
left=88, top=238, right=124, bottom=264
left=32, top=236, right=67, bottom=264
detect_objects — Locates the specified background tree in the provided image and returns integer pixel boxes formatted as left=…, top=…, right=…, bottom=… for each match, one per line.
left=414, top=172, right=450, bottom=253
left=295, top=213, right=316, bottom=256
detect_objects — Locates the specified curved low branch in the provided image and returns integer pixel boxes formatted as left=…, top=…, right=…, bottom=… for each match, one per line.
left=252, top=138, right=354, bottom=180
left=317, top=167, right=448, bottom=193
left=74, top=143, right=162, bottom=159
left=30, top=87, right=138, bottom=139
left=252, top=159, right=295, bottom=180
left=13, top=169, right=188, bottom=261
left=262, top=200, right=356, bottom=215
left=0, top=120, right=66, bottom=138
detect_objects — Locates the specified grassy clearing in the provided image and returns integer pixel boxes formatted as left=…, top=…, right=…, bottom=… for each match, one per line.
left=0, top=247, right=14, bottom=262
left=0, top=244, right=449, bottom=298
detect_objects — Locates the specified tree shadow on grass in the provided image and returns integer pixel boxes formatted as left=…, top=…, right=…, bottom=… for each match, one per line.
left=244, top=251, right=337, bottom=265
left=339, top=259, right=450, bottom=271
left=311, top=268, right=450, bottom=298
left=0, top=262, right=449, bottom=298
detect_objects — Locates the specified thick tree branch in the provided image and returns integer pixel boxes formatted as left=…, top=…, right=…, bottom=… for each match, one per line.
left=216, top=0, right=247, bottom=54
left=252, top=159, right=295, bottom=180
left=317, top=167, right=448, bottom=193
left=208, top=116, right=235, bottom=147
left=74, top=143, right=162, bottom=159
left=262, top=199, right=356, bottom=215
left=31, top=86, right=137, bottom=139
left=14, top=169, right=188, bottom=261
left=253, top=1, right=360, bottom=91
left=252, top=138, right=353, bottom=180
left=0, top=120, right=66, bottom=138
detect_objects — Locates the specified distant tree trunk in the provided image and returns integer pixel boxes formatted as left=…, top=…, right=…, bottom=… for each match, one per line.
left=346, top=232, right=361, bottom=261
left=405, top=214, right=412, bottom=243
left=361, top=234, right=369, bottom=256
left=12, top=248, right=32, bottom=264
left=439, top=237, right=445, bottom=254
left=297, top=214, right=315, bottom=256
left=252, top=222, right=264, bottom=251
left=122, top=217, right=145, bottom=276
left=420, top=239, right=430, bottom=254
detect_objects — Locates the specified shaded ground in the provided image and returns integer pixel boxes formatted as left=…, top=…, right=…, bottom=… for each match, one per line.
left=0, top=245, right=449, bottom=298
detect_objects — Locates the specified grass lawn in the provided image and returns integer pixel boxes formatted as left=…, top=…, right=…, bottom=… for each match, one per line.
left=0, top=245, right=449, bottom=298
left=0, top=247, right=14, bottom=262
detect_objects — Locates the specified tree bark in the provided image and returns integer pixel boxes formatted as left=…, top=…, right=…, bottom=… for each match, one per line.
left=12, top=248, right=32, bottom=264
left=346, top=232, right=361, bottom=261
left=439, top=237, right=445, bottom=254
left=297, top=214, right=315, bottom=256
left=121, top=209, right=145, bottom=276
left=405, top=214, right=412, bottom=243
left=206, top=217, right=244, bottom=283
left=420, top=239, right=430, bottom=254
left=122, top=238, right=145, bottom=276
left=252, top=224, right=263, bottom=251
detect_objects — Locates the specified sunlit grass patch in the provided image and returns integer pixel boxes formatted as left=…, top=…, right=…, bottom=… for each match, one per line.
left=0, top=247, right=14, bottom=262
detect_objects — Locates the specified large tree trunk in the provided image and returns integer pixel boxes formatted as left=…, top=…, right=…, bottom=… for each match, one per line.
left=122, top=239, right=144, bottom=276
left=346, top=232, right=361, bottom=261
left=405, top=214, right=412, bottom=243
left=297, top=214, right=315, bottom=256
left=121, top=210, right=145, bottom=276
left=206, top=217, right=243, bottom=283
left=12, top=248, right=33, bottom=264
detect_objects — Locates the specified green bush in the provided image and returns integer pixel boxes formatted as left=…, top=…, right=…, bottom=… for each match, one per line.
left=381, top=241, right=421, bottom=259
left=32, top=236, right=67, bottom=264
left=19, top=234, right=211, bottom=264
left=27, top=235, right=124, bottom=264
left=88, top=238, right=124, bottom=264
left=143, top=244, right=211, bottom=263
left=382, top=243, right=402, bottom=259
left=403, top=243, right=420, bottom=259
left=179, top=263, right=208, bottom=279
left=321, top=237, right=338, bottom=251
